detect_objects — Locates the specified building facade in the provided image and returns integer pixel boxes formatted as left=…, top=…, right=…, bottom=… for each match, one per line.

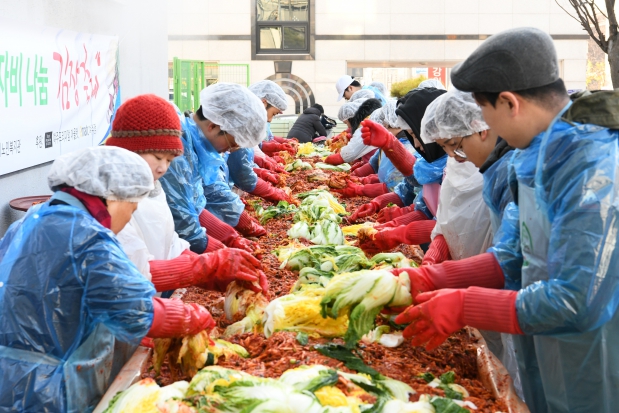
left=168, top=0, right=589, bottom=117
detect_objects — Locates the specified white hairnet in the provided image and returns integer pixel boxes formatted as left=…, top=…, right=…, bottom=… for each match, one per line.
left=350, top=89, right=375, bottom=102
left=199, top=83, right=267, bottom=148
left=48, top=146, right=154, bottom=202
left=418, top=79, right=446, bottom=90
left=248, top=80, right=288, bottom=111
left=435, top=90, right=489, bottom=140
left=420, top=93, right=447, bottom=143
left=369, top=81, right=387, bottom=97
left=338, top=99, right=367, bottom=121
left=369, top=98, right=399, bottom=128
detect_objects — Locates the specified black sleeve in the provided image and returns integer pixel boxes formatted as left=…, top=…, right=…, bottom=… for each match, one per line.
left=313, top=115, right=327, bottom=137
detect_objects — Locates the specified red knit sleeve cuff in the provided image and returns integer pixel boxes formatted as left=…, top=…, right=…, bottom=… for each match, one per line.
left=463, top=287, right=523, bottom=335
left=422, top=234, right=451, bottom=265
left=403, top=220, right=436, bottom=245
left=375, top=192, right=405, bottom=208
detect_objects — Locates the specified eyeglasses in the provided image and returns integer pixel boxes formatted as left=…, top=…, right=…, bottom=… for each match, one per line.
left=221, top=131, right=240, bottom=152
left=454, top=136, right=468, bottom=158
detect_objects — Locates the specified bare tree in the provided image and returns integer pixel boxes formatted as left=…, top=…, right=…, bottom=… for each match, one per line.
left=556, top=0, right=618, bottom=88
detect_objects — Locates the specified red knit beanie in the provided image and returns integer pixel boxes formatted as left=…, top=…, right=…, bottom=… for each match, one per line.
left=106, top=94, right=183, bottom=156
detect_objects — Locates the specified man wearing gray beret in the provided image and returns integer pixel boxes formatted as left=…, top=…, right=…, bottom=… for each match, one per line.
left=398, top=27, right=619, bottom=413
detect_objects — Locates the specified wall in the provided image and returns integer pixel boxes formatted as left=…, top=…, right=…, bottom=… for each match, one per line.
left=168, top=0, right=589, bottom=118
left=0, top=0, right=169, bottom=235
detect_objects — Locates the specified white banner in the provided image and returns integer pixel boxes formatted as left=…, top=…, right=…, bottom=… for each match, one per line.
left=0, top=20, right=120, bottom=175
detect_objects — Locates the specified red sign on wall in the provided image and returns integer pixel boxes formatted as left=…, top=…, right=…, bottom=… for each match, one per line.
left=427, top=67, right=446, bottom=87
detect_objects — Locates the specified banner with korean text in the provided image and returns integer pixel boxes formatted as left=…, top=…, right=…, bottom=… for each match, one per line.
left=0, top=20, right=120, bottom=175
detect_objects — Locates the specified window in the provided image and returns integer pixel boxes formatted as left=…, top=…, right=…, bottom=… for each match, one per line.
left=254, top=0, right=313, bottom=58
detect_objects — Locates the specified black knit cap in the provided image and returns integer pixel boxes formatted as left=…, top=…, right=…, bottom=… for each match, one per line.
left=396, top=87, right=447, bottom=163
left=451, top=27, right=559, bottom=93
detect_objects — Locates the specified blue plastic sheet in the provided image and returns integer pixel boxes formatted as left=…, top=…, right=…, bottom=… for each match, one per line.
left=363, top=85, right=387, bottom=105
left=160, top=112, right=208, bottom=253
left=265, top=122, right=274, bottom=142
left=376, top=138, right=416, bottom=191
left=176, top=113, right=244, bottom=227
left=228, top=147, right=258, bottom=193
left=511, top=112, right=619, bottom=412
left=414, top=154, right=447, bottom=185
left=482, top=154, right=523, bottom=291
left=0, top=202, right=155, bottom=412
left=394, top=174, right=421, bottom=207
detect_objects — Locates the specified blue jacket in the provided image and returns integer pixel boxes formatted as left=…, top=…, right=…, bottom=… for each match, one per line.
left=0, top=195, right=155, bottom=412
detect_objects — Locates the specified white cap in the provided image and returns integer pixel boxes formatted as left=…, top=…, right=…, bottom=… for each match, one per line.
left=335, top=75, right=355, bottom=102
left=48, top=146, right=154, bottom=202
left=199, top=83, right=267, bottom=148
left=249, top=80, right=288, bottom=111
left=350, top=89, right=375, bottom=102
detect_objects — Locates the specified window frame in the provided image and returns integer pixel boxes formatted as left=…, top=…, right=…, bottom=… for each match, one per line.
left=252, top=0, right=315, bottom=60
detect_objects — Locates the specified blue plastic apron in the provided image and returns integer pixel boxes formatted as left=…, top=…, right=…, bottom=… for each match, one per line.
left=515, top=105, right=619, bottom=413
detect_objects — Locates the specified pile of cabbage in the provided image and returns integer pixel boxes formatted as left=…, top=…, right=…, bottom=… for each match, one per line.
left=103, top=365, right=474, bottom=413
left=297, top=142, right=333, bottom=158
left=287, top=190, right=349, bottom=245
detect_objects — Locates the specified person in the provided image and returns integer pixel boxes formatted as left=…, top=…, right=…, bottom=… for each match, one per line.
left=106, top=94, right=267, bottom=297
left=358, top=91, right=493, bottom=266
left=333, top=99, right=414, bottom=199
left=349, top=88, right=447, bottom=223
left=159, top=83, right=268, bottom=239
left=335, top=75, right=388, bottom=105
left=0, top=146, right=215, bottom=412
left=324, top=97, right=382, bottom=165
left=248, top=79, right=298, bottom=155
left=417, top=78, right=446, bottom=90
left=287, top=103, right=328, bottom=143
left=393, top=27, right=619, bottom=413
left=226, top=80, right=293, bottom=204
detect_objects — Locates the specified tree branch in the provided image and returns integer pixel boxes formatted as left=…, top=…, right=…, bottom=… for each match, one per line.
left=583, top=0, right=608, bottom=49
left=606, top=0, right=618, bottom=36
left=566, top=0, right=609, bottom=51
left=555, top=0, right=582, bottom=24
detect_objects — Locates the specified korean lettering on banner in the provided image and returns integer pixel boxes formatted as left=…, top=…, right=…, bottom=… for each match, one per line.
left=0, top=52, right=48, bottom=108
left=427, top=67, right=446, bottom=87
left=0, top=22, right=120, bottom=175
left=53, top=46, right=100, bottom=110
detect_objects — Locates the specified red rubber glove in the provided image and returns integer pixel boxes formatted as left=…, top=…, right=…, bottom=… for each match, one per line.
left=325, top=153, right=344, bottom=165
left=361, top=120, right=417, bottom=176
left=333, top=182, right=388, bottom=199
left=251, top=179, right=291, bottom=203
left=272, top=155, right=286, bottom=165
left=349, top=160, right=367, bottom=173
left=377, top=205, right=414, bottom=223
left=421, top=234, right=451, bottom=265
left=149, top=248, right=267, bottom=293
left=351, top=163, right=375, bottom=177
left=376, top=210, right=430, bottom=229
left=253, top=167, right=280, bottom=186
left=397, top=252, right=506, bottom=302
left=148, top=297, right=215, bottom=338
left=272, top=136, right=288, bottom=144
left=262, top=141, right=296, bottom=156
left=228, top=237, right=261, bottom=257
left=235, top=210, right=267, bottom=237
left=254, top=154, right=286, bottom=173
left=199, top=209, right=240, bottom=246
left=204, top=236, right=225, bottom=252
left=360, top=175, right=380, bottom=184
left=358, top=220, right=436, bottom=255
left=349, top=192, right=403, bottom=222
left=395, top=287, right=522, bottom=351
left=199, top=209, right=259, bottom=255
